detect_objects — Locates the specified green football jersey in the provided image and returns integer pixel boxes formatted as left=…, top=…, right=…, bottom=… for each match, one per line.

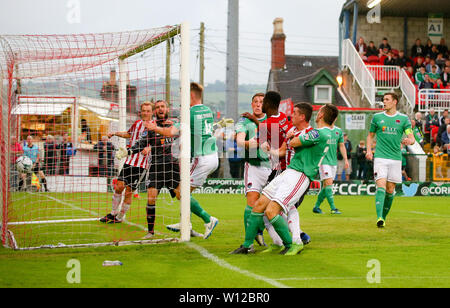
left=190, top=104, right=217, bottom=157
left=369, top=112, right=412, bottom=161
left=288, top=127, right=332, bottom=181
left=235, top=115, right=270, bottom=168
left=321, top=126, right=344, bottom=166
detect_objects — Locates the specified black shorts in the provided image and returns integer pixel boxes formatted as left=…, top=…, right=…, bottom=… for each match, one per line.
left=117, top=164, right=147, bottom=190
left=146, top=161, right=180, bottom=191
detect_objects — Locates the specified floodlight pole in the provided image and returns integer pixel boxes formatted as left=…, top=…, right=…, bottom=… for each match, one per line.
left=179, top=22, right=191, bottom=242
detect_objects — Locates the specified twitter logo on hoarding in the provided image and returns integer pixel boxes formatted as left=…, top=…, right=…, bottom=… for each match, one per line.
left=402, top=183, right=419, bottom=197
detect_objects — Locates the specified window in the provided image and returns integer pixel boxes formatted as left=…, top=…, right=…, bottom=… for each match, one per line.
left=314, top=85, right=332, bottom=103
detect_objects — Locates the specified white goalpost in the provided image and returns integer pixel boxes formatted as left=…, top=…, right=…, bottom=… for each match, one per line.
left=0, top=23, right=191, bottom=249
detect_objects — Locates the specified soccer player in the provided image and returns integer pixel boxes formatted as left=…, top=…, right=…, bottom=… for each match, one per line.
left=312, top=123, right=348, bottom=215
left=231, top=104, right=339, bottom=255
left=235, top=93, right=271, bottom=246
left=20, top=135, right=49, bottom=192
left=100, top=102, right=152, bottom=224
left=142, top=82, right=219, bottom=239
left=366, top=93, right=415, bottom=228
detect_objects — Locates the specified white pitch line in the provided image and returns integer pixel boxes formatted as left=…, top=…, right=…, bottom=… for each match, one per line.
left=405, top=211, right=450, bottom=218
left=185, top=242, right=291, bottom=289
left=27, top=193, right=291, bottom=288
left=275, top=276, right=450, bottom=281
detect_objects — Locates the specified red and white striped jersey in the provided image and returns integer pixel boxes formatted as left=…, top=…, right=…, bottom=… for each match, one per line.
left=124, top=120, right=149, bottom=169
left=286, top=125, right=313, bottom=166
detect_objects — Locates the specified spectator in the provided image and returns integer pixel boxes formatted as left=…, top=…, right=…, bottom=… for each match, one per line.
left=406, top=66, right=415, bottom=83
left=80, top=119, right=92, bottom=144
left=419, top=74, right=435, bottom=89
left=424, top=39, right=434, bottom=58
left=441, top=66, right=450, bottom=87
left=436, top=53, right=446, bottom=69
left=415, top=66, right=427, bottom=85
left=378, top=37, right=391, bottom=57
left=356, top=140, right=368, bottom=180
left=437, top=116, right=450, bottom=147
left=401, top=144, right=411, bottom=181
left=94, top=136, right=115, bottom=177
left=226, top=132, right=244, bottom=179
left=366, top=41, right=378, bottom=58
left=337, top=133, right=352, bottom=181
left=411, top=38, right=425, bottom=58
left=413, top=57, right=426, bottom=73
left=58, top=133, right=75, bottom=175
left=426, top=59, right=441, bottom=74
left=411, top=119, right=424, bottom=147
left=44, top=135, right=59, bottom=175
left=439, top=110, right=449, bottom=126
left=429, top=45, right=440, bottom=60
left=442, top=124, right=450, bottom=153
left=383, top=51, right=396, bottom=65
left=428, top=65, right=441, bottom=84
left=415, top=112, right=424, bottom=136
left=435, top=79, right=445, bottom=89
left=395, top=50, right=409, bottom=68
left=425, top=108, right=440, bottom=144
left=355, top=37, right=367, bottom=60
left=437, top=38, right=449, bottom=57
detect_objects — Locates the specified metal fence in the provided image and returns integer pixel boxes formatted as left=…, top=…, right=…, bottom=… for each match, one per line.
left=418, top=89, right=450, bottom=112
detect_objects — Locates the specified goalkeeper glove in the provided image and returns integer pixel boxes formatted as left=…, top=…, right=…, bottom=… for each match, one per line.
left=115, top=147, right=130, bottom=160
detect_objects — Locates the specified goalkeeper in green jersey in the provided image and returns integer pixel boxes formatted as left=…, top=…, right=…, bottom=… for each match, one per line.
left=231, top=104, right=339, bottom=256
left=143, top=82, right=219, bottom=239
left=366, top=93, right=415, bottom=228
left=313, top=124, right=348, bottom=215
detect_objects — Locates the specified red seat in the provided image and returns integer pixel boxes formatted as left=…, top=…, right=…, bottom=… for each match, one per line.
left=413, top=57, right=424, bottom=65
left=367, top=55, right=379, bottom=64
left=379, top=55, right=387, bottom=65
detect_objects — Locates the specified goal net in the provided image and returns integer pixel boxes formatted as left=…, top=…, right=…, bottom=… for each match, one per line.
left=0, top=24, right=191, bottom=249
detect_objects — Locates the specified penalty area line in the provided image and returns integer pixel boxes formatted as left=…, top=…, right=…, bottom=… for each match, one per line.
left=185, top=242, right=291, bottom=289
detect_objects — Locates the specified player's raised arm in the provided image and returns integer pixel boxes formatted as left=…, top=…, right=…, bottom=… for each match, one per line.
left=290, top=129, right=320, bottom=148
left=144, top=120, right=179, bottom=137
left=108, top=131, right=131, bottom=139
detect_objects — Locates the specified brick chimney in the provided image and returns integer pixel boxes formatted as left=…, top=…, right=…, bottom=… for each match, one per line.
left=109, top=69, right=116, bottom=86
left=271, top=18, right=286, bottom=70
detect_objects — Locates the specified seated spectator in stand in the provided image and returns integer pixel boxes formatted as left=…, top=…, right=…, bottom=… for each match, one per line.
left=384, top=51, right=396, bottom=65
left=438, top=38, right=449, bottom=57
left=366, top=41, right=379, bottom=58
left=355, top=37, right=367, bottom=60
left=419, top=74, right=435, bottom=89
left=401, top=144, right=411, bottom=181
left=424, top=39, right=434, bottom=57
left=411, top=119, right=424, bottom=147
left=411, top=38, right=425, bottom=58
left=436, top=53, right=447, bottom=69
left=437, top=116, right=450, bottom=147
left=429, top=45, right=440, bottom=60
left=434, top=78, right=445, bottom=89
left=425, top=108, right=440, bottom=145
left=424, top=55, right=432, bottom=67
left=378, top=37, right=391, bottom=57
left=415, top=66, right=427, bottom=85
left=356, top=140, right=368, bottom=180
left=442, top=125, right=450, bottom=153
left=413, top=56, right=426, bottom=73
left=441, top=66, right=450, bottom=87
left=427, top=59, right=441, bottom=74
left=395, top=50, right=410, bottom=68
left=428, top=65, right=441, bottom=83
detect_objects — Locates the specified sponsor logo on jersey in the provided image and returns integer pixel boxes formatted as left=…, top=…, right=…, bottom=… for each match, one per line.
left=141, top=131, right=148, bottom=137
left=309, top=130, right=319, bottom=139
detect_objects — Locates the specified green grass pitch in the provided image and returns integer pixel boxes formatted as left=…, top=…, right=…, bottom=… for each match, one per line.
left=1, top=193, right=449, bottom=288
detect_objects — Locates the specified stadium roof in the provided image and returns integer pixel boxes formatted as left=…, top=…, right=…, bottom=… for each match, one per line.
left=342, top=0, right=450, bottom=18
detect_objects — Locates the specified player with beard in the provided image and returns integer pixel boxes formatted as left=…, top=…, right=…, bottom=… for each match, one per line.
left=100, top=102, right=152, bottom=224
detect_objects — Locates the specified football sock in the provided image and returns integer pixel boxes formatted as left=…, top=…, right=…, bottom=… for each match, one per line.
left=314, top=187, right=326, bottom=208
left=116, top=202, right=130, bottom=221
left=190, top=196, right=211, bottom=224
left=264, top=215, right=283, bottom=246
left=324, top=185, right=337, bottom=210
left=111, top=193, right=122, bottom=215
left=244, top=205, right=252, bottom=232
left=287, top=207, right=302, bottom=244
left=18, top=179, right=24, bottom=190
left=375, top=187, right=386, bottom=219
left=270, top=215, right=293, bottom=248
left=146, top=203, right=156, bottom=234
left=41, top=178, right=48, bottom=191
left=383, top=193, right=394, bottom=220
left=243, top=212, right=264, bottom=248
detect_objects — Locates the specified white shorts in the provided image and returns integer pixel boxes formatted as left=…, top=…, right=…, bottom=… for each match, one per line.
left=190, top=153, right=219, bottom=188
left=337, top=159, right=352, bottom=175
left=262, top=169, right=311, bottom=214
left=318, top=164, right=337, bottom=181
left=244, top=162, right=271, bottom=195
left=373, top=158, right=402, bottom=184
